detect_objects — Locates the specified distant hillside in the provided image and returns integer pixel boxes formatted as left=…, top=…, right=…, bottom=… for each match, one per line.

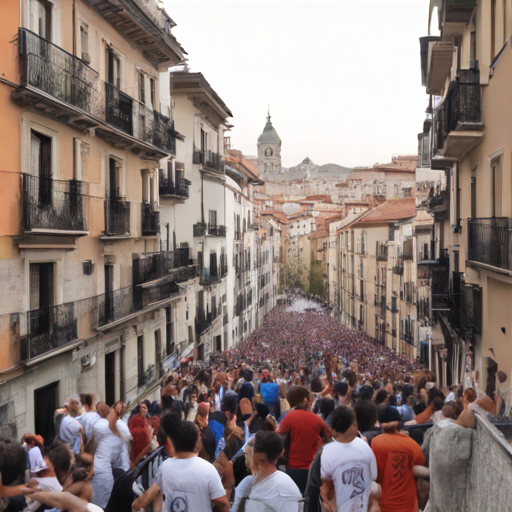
left=318, top=163, right=352, bottom=176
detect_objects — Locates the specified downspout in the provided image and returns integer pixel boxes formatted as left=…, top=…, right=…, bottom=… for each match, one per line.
left=72, top=0, right=76, bottom=56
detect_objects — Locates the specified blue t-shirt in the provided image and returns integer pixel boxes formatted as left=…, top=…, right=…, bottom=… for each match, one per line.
left=259, top=382, right=280, bottom=407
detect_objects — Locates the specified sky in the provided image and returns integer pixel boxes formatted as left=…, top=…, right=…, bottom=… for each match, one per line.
left=163, top=0, right=430, bottom=169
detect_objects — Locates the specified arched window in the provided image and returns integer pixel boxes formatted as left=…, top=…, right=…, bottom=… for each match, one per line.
left=265, top=147, right=273, bottom=157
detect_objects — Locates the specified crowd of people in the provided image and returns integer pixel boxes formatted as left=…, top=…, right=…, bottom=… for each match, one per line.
left=0, top=299, right=496, bottom=512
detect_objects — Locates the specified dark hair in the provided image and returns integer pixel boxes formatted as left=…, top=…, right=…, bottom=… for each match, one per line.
left=359, top=385, right=374, bottom=401
left=319, top=398, right=335, bottom=420
left=330, top=405, right=356, bottom=434
left=354, top=400, right=378, bottom=433
left=388, top=394, right=397, bottom=407
left=333, top=381, right=348, bottom=398
left=253, top=431, right=283, bottom=463
left=372, top=380, right=381, bottom=391
left=169, top=421, right=199, bottom=453
left=427, top=387, right=445, bottom=406
left=244, top=369, right=254, bottom=382
left=161, top=412, right=182, bottom=439
left=310, top=377, right=324, bottom=394
left=342, top=369, right=357, bottom=387
left=48, top=443, right=72, bottom=485
left=375, top=389, right=389, bottom=405
left=432, top=397, right=444, bottom=411
left=413, top=401, right=427, bottom=415
left=286, top=386, right=310, bottom=408
left=0, top=443, right=26, bottom=486
left=161, top=395, right=174, bottom=410
left=80, top=393, right=94, bottom=409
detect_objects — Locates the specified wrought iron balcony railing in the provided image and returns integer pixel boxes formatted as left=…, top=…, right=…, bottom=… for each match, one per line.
left=20, top=303, right=78, bottom=361
left=141, top=202, right=160, bottom=236
left=22, top=174, right=88, bottom=233
left=193, top=148, right=224, bottom=173
left=104, top=198, right=130, bottom=236
left=468, top=218, right=512, bottom=271
left=193, top=223, right=226, bottom=237
left=432, top=69, right=482, bottom=158
left=199, top=268, right=221, bottom=285
left=133, top=248, right=194, bottom=286
left=159, top=169, right=190, bottom=198
left=393, top=258, right=404, bottom=275
left=17, top=28, right=176, bottom=155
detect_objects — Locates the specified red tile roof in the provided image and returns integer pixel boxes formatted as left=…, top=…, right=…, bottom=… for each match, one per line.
left=359, top=198, right=415, bottom=223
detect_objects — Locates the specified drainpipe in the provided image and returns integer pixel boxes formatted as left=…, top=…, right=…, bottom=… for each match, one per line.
left=72, top=0, right=76, bottom=56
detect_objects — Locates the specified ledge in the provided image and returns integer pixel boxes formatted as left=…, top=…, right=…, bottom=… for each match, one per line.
left=466, top=259, right=512, bottom=278
left=96, top=294, right=181, bottom=332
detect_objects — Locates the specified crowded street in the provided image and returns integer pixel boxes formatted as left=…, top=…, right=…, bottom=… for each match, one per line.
left=3, top=296, right=497, bottom=512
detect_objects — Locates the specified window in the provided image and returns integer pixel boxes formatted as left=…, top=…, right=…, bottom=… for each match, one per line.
left=106, top=49, right=121, bottom=88
left=80, top=22, right=89, bottom=63
left=30, top=130, right=52, bottom=205
left=108, top=157, right=122, bottom=199
left=492, top=156, right=502, bottom=217
left=471, top=176, right=477, bottom=219
left=209, top=210, right=217, bottom=228
left=137, top=335, right=144, bottom=385
left=138, top=71, right=145, bottom=104
left=201, top=128, right=208, bottom=154
left=150, top=78, right=156, bottom=109
left=30, top=0, right=52, bottom=40
left=30, top=262, right=54, bottom=311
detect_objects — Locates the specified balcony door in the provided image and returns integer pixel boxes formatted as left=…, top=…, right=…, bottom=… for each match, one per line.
left=492, top=156, right=502, bottom=217
left=34, top=381, right=58, bottom=447
left=109, top=158, right=121, bottom=200
left=104, top=264, right=114, bottom=323
left=29, top=0, right=52, bottom=40
left=30, top=262, right=54, bottom=337
left=106, top=49, right=121, bottom=89
left=209, top=210, right=217, bottom=229
left=105, top=351, right=116, bottom=406
left=31, top=130, right=52, bottom=205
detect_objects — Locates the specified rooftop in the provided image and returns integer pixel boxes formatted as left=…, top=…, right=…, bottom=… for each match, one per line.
left=360, top=198, right=416, bottom=223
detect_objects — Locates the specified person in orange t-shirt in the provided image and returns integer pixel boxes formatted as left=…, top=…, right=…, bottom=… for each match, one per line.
left=371, top=406, right=425, bottom=512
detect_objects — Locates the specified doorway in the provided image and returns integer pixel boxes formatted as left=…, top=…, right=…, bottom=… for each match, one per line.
left=34, top=381, right=58, bottom=447
left=105, top=351, right=116, bottom=406
left=215, top=335, right=222, bottom=353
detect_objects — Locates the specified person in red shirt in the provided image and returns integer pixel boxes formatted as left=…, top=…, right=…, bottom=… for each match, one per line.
left=277, top=386, right=332, bottom=495
left=371, top=406, right=425, bottom=512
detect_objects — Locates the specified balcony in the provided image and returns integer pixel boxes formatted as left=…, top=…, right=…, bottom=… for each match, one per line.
left=104, top=198, right=130, bottom=236
left=193, top=148, right=224, bottom=174
left=451, top=272, right=482, bottom=339
left=141, top=202, right=160, bottom=236
left=468, top=218, right=512, bottom=271
left=15, top=29, right=176, bottom=159
left=393, top=258, right=404, bottom=275
left=426, top=41, right=454, bottom=96
left=418, top=240, right=438, bottom=264
left=22, top=174, right=88, bottom=234
left=376, top=242, right=388, bottom=261
left=159, top=168, right=190, bottom=199
left=196, top=308, right=213, bottom=335
left=20, top=303, right=78, bottom=361
left=199, top=268, right=221, bottom=286
left=428, top=185, right=449, bottom=216
left=193, top=223, right=227, bottom=237
left=432, top=69, right=483, bottom=163
left=445, top=0, right=477, bottom=23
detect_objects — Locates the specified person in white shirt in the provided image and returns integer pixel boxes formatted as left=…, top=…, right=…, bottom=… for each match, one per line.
left=321, top=405, right=378, bottom=512
left=243, top=430, right=302, bottom=512
left=59, top=396, right=83, bottom=454
left=445, top=384, right=458, bottom=403
left=155, top=419, right=229, bottom=512
left=78, top=394, right=100, bottom=443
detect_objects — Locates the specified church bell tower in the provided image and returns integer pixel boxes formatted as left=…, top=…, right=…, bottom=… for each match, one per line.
left=257, top=110, right=282, bottom=175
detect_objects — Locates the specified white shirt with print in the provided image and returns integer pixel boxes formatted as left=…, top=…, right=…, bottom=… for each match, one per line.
left=321, top=437, right=377, bottom=512
left=156, top=456, right=225, bottom=512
